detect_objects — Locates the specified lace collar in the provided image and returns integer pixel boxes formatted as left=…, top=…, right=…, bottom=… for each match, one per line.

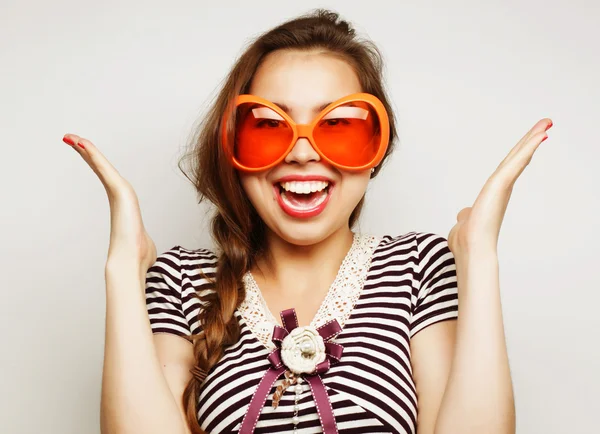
left=237, top=232, right=381, bottom=349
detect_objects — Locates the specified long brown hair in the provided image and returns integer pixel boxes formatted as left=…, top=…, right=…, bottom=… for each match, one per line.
left=178, top=8, right=398, bottom=433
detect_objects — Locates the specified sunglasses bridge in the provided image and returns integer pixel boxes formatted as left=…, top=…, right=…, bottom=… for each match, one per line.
left=294, top=124, right=313, bottom=139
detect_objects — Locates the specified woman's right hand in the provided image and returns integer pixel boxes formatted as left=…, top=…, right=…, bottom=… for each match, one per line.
left=63, top=134, right=157, bottom=273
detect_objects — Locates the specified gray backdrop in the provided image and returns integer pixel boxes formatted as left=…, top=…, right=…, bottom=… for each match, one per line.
left=2, top=0, right=598, bottom=433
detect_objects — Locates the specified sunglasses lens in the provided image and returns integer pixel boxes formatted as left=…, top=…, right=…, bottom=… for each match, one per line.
left=234, top=102, right=293, bottom=169
left=313, top=101, right=381, bottom=167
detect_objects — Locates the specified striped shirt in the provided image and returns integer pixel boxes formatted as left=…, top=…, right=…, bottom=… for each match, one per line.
left=145, top=231, right=458, bottom=433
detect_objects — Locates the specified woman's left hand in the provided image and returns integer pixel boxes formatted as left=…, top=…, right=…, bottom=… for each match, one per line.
left=448, top=118, right=553, bottom=257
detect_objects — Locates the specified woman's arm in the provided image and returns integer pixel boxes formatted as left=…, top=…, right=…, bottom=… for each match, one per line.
left=412, top=117, right=552, bottom=434
left=437, top=251, right=513, bottom=433
left=61, top=134, right=192, bottom=434
left=412, top=252, right=514, bottom=434
left=153, top=334, right=196, bottom=432
left=101, top=262, right=193, bottom=434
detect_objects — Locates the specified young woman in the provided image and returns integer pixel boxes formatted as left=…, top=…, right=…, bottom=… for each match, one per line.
left=62, top=9, right=551, bottom=434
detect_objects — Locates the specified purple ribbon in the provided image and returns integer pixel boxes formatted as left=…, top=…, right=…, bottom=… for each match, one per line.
left=239, top=308, right=343, bottom=434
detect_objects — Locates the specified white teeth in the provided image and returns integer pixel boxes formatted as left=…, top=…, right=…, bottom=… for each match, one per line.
left=281, top=188, right=328, bottom=210
left=280, top=181, right=329, bottom=194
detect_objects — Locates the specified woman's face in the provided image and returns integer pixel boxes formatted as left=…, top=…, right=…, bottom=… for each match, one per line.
left=239, top=49, right=372, bottom=246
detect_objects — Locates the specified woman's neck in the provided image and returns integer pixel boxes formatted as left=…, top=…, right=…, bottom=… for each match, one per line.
left=252, top=226, right=354, bottom=298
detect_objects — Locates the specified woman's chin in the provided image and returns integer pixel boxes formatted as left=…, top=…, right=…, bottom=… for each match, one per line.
left=267, top=218, right=349, bottom=248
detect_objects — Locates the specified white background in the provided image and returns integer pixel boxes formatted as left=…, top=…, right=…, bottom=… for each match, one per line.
left=1, top=0, right=599, bottom=433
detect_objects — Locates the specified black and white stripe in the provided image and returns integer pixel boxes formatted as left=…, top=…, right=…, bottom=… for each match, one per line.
left=145, top=232, right=458, bottom=433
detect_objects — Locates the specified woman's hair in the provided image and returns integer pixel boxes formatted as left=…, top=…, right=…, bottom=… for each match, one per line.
left=178, top=8, right=398, bottom=433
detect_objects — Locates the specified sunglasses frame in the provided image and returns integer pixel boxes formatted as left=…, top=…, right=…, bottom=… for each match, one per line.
left=222, top=92, right=390, bottom=172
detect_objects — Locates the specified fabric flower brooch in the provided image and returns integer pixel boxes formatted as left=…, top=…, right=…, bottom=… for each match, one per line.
left=281, top=325, right=327, bottom=373
left=239, top=308, right=344, bottom=434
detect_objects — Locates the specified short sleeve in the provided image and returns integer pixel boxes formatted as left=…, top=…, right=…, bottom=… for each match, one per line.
left=410, top=233, right=459, bottom=337
left=144, top=245, right=192, bottom=339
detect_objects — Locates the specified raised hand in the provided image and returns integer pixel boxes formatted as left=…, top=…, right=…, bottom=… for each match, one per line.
left=63, top=134, right=157, bottom=273
left=448, top=118, right=553, bottom=256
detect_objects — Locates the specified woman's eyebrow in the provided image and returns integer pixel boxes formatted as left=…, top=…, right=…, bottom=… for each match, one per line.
left=317, top=102, right=333, bottom=112
left=271, top=102, right=290, bottom=112
left=272, top=101, right=335, bottom=114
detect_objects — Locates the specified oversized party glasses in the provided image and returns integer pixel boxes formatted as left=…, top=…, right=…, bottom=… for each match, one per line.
left=222, top=93, right=390, bottom=172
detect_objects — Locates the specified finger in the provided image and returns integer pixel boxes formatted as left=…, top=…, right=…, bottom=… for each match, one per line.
left=63, top=134, right=85, bottom=150
left=485, top=130, right=548, bottom=200
left=63, top=134, right=89, bottom=161
left=504, top=130, right=549, bottom=181
left=512, top=118, right=552, bottom=152
left=497, top=118, right=553, bottom=168
left=62, top=133, right=124, bottom=191
left=447, top=222, right=460, bottom=254
left=456, top=207, right=471, bottom=222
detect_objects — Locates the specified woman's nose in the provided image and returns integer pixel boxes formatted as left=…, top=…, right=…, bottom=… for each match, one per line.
left=284, top=137, right=321, bottom=165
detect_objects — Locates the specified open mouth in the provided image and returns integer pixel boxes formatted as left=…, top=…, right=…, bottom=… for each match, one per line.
left=274, top=180, right=333, bottom=218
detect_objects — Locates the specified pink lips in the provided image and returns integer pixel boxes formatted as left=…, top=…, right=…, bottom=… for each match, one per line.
left=275, top=174, right=333, bottom=183
left=273, top=174, right=334, bottom=218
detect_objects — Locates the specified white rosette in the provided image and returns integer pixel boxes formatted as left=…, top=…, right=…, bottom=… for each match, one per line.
left=280, top=326, right=326, bottom=374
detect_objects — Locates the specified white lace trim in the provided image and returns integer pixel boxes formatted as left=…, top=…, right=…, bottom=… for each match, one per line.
left=237, top=232, right=381, bottom=349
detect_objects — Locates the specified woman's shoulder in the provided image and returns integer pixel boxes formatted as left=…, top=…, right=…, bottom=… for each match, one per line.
left=373, top=231, right=451, bottom=257
left=149, top=245, right=219, bottom=291
left=145, top=245, right=217, bottom=337
left=177, top=245, right=219, bottom=265
left=154, top=245, right=219, bottom=267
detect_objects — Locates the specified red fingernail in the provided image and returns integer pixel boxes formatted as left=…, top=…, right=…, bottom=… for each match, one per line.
left=63, top=136, right=75, bottom=146
left=77, top=142, right=86, bottom=149
left=546, top=120, right=553, bottom=130
left=541, top=135, right=548, bottom=142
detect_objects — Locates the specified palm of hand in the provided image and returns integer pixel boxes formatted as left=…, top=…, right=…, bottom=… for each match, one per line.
left=448, top=118, right=553, bottom=257
left=63, top=134, right=157, bottom=270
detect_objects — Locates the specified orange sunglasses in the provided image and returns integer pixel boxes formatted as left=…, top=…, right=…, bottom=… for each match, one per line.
left=221, top=93, right=390, bottom=172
